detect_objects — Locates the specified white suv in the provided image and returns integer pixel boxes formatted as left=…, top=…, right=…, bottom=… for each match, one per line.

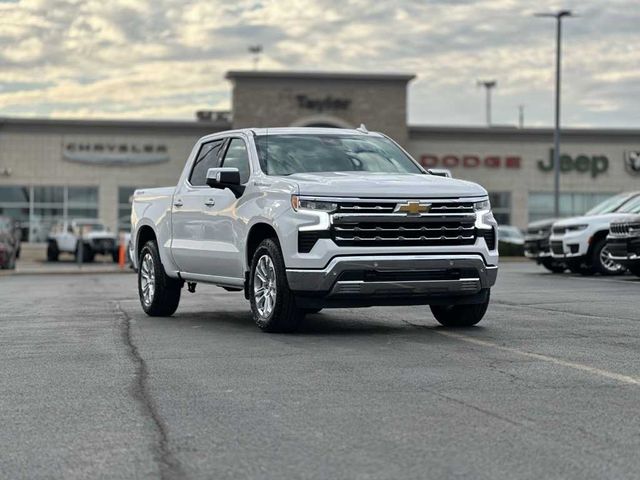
left=549, top=192, right=640, bottom=274
left=47, top=219, right=119, bottom=263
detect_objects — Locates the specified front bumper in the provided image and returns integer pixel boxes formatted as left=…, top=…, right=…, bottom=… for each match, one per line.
left=549, top=234, right=588, bottom=259
left=287, top=254, right=497, bottom=307
left=524, top=237, right=551, bottom=259
left=607, top=236, right=640, bottom=264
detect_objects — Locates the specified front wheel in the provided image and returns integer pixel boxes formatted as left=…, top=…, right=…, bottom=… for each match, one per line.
left=47, top=240, right=59, bottom=262
left=249, top=238, right=304, bottom=333
left=430, top=290, right=490, bottom=327
left=591, top=238, right=625, bottom=276
left=138, top=241, right=182, bottom=316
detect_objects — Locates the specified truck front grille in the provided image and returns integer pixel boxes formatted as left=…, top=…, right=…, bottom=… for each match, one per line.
left=336, top=201, right=475, bottom=215
left=331, top=218, right=476, bottom=247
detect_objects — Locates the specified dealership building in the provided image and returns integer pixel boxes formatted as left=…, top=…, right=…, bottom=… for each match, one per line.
left=1, top=70, right=640, bottom=241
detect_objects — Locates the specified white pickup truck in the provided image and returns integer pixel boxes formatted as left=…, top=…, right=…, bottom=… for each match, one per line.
left=130, top=127, right=498, bottom=332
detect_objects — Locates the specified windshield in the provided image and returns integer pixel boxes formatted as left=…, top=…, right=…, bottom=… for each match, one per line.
left=585, top=193, right=636, bottom=215
left=616, top=196, right=640, bottom=214
left=255, top=134, right=423, bottom=176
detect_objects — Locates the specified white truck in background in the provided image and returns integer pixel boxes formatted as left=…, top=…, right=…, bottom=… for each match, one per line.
left=130, top=127, right=499, bottom=332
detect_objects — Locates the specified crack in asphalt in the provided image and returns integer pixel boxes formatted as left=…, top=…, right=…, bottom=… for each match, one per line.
left=114, top=302, right=184, bottom=480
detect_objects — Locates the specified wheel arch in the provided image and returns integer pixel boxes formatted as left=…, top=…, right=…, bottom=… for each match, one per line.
left=245, top=223, right=280, bottom=272
left=586, top=229, right=610, bottom=257
left=136, top=225, right=157, bottom=261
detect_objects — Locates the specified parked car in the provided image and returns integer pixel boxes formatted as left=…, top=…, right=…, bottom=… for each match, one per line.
left=525, top=192, right=640, bottom=273
left=47, top=219, right=119, bottom=263
left=0, top=216, right=21, bottom=269
left=549, top=193, right=640, bottom=275
left=130, top=127, right=499, bottom=332
left=607, top=215, right=640, bottom=277
left=524, top=219, right=566, bottom=273
left=497, top=225, right=524, bottom=256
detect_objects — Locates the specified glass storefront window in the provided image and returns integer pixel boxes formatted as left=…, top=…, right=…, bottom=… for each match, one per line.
left=489, top=191, right=511, bottom=225
left=68, top=187, right=98, bottom=205
left=528, top=192, right=615, bottom=223
left=0, top=185, right=98, bottom=241
left=0, top=186, right=30, bottom=203
left=33, top=186, right=64, bottom=204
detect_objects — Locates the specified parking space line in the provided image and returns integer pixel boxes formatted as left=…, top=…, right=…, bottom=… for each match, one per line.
left=434, top=330, right=640, bottom=386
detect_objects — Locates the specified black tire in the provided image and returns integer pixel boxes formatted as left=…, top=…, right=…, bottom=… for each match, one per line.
left=47, top=240, right=59, bottom=262
left=628, top=264, right=640, bottom=277
left=249, top=238, right=304, bottom=333
left=138, top=240, right=182, bottom=316
left=590, top=237, right=625, bottom=276
left=303, top=308, right=323, bottom=315
left=112, top=249, right=119, bottom=263
left=430, top=290, right=490, bottom=327
left=15, top=246, right=20, bottom=259
left=81, top=245, right=95, bottom=263
left=567, top=259, right=593, bottom=275
left=541, top=258, right=566, bottom=274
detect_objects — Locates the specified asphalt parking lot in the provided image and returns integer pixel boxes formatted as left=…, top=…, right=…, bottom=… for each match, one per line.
left=1, top=262, right=640, bottom=479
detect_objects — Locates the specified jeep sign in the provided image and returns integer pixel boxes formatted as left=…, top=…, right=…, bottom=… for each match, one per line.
left=537, top=149, right=609, bottom=178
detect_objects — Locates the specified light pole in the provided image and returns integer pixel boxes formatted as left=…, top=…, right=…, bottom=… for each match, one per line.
left=477, top=80, right=497, bottom=126
left=535, top=10, right=574, bottom=218
left=248, top=44, right=263, bottom=70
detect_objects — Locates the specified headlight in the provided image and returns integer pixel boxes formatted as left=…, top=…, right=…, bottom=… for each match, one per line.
left=474, top=199, right=490, bottom=211
left=291, top=195, right=338, bottom=213
left=566, top=224, right=588, bottom=232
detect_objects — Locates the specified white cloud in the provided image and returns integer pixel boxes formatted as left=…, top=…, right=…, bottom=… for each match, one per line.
left=0, top=0, right=638, bottom=127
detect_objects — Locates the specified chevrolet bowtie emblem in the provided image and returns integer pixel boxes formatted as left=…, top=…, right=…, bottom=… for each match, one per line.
left=395, top=201, right=431, bottom=215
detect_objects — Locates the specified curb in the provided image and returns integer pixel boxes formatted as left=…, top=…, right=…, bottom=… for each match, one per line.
left=0, top=268, right=132, bottom=277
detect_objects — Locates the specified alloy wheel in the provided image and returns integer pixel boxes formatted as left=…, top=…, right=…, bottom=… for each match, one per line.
left=140, top=252, right=156, bottom=306
left=600, top=246, right=624, bottom=273
left=254, top=254, right=277, bottom=318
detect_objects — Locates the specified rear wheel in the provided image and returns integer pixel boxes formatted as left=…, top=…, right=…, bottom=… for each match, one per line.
left=47, top=240, right=59, bottom=262
left=250, top=238, right=304, bottom=333
left=430, top=290, right=490, bottom=327
left=138, top=240, right=182, bottom=316
left=591, top=238, right=625, bottom=275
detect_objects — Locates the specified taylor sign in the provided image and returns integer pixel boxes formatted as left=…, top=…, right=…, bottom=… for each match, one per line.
left=63, top=139, right=170, bottom=166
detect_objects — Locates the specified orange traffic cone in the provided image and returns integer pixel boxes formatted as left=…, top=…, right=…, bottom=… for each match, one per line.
left=118, top=234, right=126, bottom=269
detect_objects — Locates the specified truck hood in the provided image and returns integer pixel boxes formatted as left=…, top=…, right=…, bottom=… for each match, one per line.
left=553, top=212, right=636, bottom=227
left=289, top=172, right=487, bottom=199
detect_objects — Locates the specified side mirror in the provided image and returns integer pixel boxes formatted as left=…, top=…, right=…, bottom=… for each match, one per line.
left=206, top=167, right=244, bottom=197
left=428, top=168, right=452, bottom=178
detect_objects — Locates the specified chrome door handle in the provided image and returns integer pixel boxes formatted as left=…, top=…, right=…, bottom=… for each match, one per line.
left=204, top=198, right=216, bottom=207
left=173, top=199, right=183, bottom=208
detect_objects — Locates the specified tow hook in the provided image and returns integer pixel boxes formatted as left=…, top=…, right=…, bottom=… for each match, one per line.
left=187, top=282, right=197, bottom=293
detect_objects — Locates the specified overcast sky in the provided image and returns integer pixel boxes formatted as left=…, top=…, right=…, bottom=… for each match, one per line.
left=0, top=0, right=638, bottom=128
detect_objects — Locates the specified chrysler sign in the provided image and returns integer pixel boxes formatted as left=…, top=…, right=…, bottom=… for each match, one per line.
left=63, top=138, right=170, bottom=166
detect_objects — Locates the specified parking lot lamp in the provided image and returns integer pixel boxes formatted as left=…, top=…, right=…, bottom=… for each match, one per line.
left=535, top=10, right=575, bottom=218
